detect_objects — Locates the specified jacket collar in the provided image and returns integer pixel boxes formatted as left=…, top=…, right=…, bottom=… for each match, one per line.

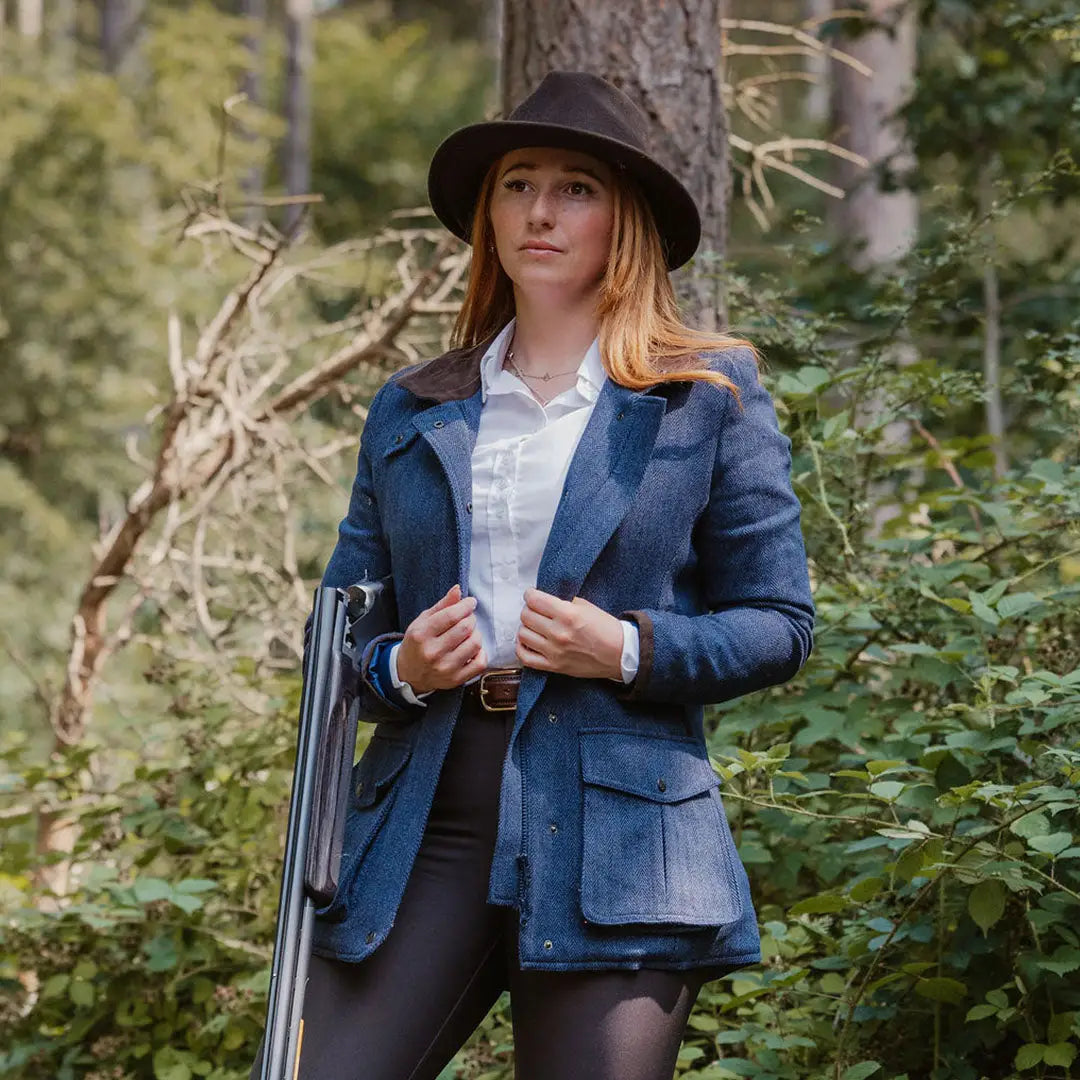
left=393, top=333, right=500, bottom=403
left=394, top=329, right=662, bottom=403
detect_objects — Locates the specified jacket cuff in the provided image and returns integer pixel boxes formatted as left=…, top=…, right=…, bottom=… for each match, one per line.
left=358, top=631, right=421, bottom=720
left=612, top=610, right=654, bottom=701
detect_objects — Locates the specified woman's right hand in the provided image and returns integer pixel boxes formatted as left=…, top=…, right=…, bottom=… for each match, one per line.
left=395, top=584, right=488, bottom=695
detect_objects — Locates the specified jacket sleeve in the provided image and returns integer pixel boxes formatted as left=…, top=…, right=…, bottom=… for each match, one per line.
left=318, top=379, right=425, bottom=722
left=614, top=349, right=814, bottom=706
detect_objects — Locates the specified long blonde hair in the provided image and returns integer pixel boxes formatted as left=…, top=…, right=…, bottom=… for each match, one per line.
left=450, top=155, right=759, bottom=400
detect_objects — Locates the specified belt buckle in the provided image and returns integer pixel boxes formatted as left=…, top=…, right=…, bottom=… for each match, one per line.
left=478, top=667, right=520, bottom=712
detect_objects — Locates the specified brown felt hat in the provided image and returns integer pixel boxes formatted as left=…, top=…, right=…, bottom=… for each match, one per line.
left=427, top=71, right=702, bottom=271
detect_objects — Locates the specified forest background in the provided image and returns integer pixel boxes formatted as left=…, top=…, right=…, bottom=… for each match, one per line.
left=1, top=1, right=1079, bottom=1078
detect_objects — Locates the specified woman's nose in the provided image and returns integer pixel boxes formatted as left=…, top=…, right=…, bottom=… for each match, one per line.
left=526, top=189, right=556, bottom=228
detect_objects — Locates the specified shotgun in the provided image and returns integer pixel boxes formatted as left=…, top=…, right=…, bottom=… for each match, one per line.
left=257, top=576, right=395, bottom=1080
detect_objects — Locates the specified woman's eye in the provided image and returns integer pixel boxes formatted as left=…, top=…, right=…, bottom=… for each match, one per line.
left=502, top=178, right=528, bottom=192
left=567, top=181, right=594, bottom=196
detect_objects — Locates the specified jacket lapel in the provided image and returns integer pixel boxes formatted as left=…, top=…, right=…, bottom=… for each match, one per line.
left=394, top=338, right=668, bottom=719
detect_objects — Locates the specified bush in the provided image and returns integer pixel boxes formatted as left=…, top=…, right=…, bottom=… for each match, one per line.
left=2, top=168, right=1078, bottom=1080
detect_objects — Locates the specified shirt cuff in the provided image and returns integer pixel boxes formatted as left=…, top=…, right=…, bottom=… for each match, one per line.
left=606, top=618, right=639, bottom=684
left=389, top=642, right=435, bottom=707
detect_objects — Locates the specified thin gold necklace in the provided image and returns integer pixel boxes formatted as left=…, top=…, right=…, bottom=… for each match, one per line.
left=504, top=340, right=579, bottom=405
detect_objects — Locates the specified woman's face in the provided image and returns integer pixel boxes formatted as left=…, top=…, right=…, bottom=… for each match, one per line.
left=488, top=145, right=615, bottom=305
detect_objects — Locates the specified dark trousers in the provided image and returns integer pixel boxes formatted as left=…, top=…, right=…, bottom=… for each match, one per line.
left=251, top=695, right=709, bottom=1080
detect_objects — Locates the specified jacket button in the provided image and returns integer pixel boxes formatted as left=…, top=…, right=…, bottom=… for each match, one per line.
left=394, top=434, right=403, bottom=443
left=356, top=780, right=365, bottom=795
left=617, top=411, right=624, bottom=420
left=657, top=778, right=667, bottom=793
left=433, top=419, right=445, bottom=428
left=543, top=939, right=553, bottom=950
left=548, top=713, right=557, bottom=723
left=549, top=823, right=558, bottom=834
left=365, top=930, right=376, bottom=944
left=466, top=501, right=473, bottom=513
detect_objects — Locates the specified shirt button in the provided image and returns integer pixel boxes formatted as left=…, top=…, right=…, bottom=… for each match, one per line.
left=466, top=501, right=472, bottom=513
left=365, top=930, right=377, bottom=944
left=657, top=778, right=667, bottom=793
left=433, top=420, right=445, bottom=428
left=548, top=713, right=557, bottom=723
left=543, top=939, right=553, bottom=950
left=549, top=823, right=558, bottom=834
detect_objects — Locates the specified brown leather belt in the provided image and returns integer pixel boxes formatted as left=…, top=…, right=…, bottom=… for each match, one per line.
left=462, top=667, right=522, bottom=713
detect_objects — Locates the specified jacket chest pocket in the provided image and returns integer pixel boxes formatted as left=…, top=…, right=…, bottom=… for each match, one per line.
left=578, top=729, right=743, bottom=929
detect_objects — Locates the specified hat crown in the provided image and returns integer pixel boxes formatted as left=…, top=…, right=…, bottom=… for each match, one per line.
left=507, top=71, right=650, bottom=153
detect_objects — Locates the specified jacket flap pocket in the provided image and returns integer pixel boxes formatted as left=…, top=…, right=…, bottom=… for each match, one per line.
left=579, top=729, right=720, bottom=804
left=353, top=733, right=412, bottom=808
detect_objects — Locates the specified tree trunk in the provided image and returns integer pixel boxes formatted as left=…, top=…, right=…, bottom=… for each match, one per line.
left=829, top=0, right=919, bottom=534
left=16, top=0, right=42, bottom=38
left=100, top=0, right=131, bottom=72
left=51, top=0, right=78, bottom=79
left=240, top=0, right=267, bottom=223
left=804, top=0, right=832, bottom=127
left=499, top=0, right=729, bottom=329
left=979, top=165, right=1007, bottom=481
left=828, top=0, right=917, bottom=269
left=282, top=0, right=313, bottom=236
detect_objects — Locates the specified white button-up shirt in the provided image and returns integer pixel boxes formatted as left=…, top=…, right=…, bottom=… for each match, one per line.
left=388, top=318, right=640, bottom=705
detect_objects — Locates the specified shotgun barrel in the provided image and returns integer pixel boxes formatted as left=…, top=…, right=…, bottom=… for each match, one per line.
left=257, top=578, right=393, bottom=1080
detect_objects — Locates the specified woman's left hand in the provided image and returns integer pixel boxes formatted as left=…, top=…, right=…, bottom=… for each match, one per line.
left=515, top=587, right=623, bottom=681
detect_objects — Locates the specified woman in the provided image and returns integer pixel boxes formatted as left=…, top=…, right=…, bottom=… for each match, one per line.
left=256, top=71, right=814, bottom=1080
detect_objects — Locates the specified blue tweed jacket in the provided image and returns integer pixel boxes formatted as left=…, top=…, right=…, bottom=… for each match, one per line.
left=310, top=336, right=814, bottom=973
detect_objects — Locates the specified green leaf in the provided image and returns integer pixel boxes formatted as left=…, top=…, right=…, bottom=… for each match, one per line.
left=687, top=1014, right=720, bottom=1032
left=997, top=592, right=1041, bottom=619
left=174, top=878, right=217, bottom=894
left=966, top=1004, right=998, bottom=1021
left=1045, top=1044, right=1077, bottom=1067
left=41, top=973, right=69, bottom=999
left=68, top=980, right=94, bottom=1008
left=915, top=977, right=967, bottom=1004
left=969, top=592, right=1000, bottom=626
left=1040, top=946, right=1080, bottom=976
left=866, top=760, right=906, bottom=775
left=968, top=879, right=1006, bottom=934
left=144, top=933, right=180, bottom=973
left=1015, top=1044, right=1046, bottom=1069
left=1010, top=813, right=1050, bottom=839
left=169, top=892, right=204, bottom=914
left=1028, top=832, right=1073, bottom=855
left=841, top=1063, right=882, bottom=1080
left=849, top=876, right=884, bottom=902
left=1047, top=1013, right=1077, bottom=1044
left=133, top=877, right=172, bottom=904
left=790, top=894, right=849, bottom=916
left=153, top=1047, right=192, bottom=1080
left=869, top=780, right=905, bottom=801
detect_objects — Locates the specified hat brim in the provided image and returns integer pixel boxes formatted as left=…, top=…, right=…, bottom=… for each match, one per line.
left=427, top=120, right=701, bottom=271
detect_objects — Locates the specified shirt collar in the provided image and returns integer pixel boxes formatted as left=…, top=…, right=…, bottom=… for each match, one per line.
left=479, top=317, right=606, bottom=405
